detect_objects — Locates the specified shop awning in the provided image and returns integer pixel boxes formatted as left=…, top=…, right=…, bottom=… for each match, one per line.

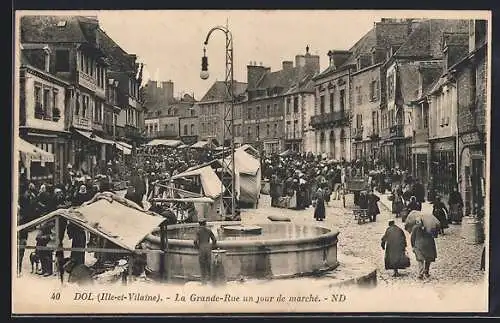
left=145, top=139, right=183, bottom=147
left=74, top=129, right=115, bottom=145
left=18, top=138, right=54, bottom=164
left=115, top=144, right=132, bottom=155
left=117, top=141, right=132, bottom=150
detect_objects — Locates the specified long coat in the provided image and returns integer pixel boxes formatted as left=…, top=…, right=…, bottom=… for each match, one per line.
left=410, top=225, right=437, bottom=262
left=313, top=188, right=326, bottom=220
left=433, top=201, right=449, bottom=229
left=367, top=194, right=380, bottom=216
left=381, top=224, right=407, bottom=269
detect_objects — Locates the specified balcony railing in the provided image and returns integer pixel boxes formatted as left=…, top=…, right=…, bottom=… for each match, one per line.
left=310, top=110, right=348, bottom=129
left=72, top=115, right=92, bottom=130
left=353, top=127, right=363, bottom=140
left=389, top=124, right=404, bottom=138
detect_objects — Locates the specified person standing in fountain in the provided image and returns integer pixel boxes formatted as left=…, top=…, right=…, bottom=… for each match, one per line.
left=194, top=219, right=217, bottom=284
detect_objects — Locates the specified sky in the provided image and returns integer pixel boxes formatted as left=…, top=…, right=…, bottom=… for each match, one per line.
left=94, top=10, right=489, bottom=100
left=95, top=10, right=386, bottom=99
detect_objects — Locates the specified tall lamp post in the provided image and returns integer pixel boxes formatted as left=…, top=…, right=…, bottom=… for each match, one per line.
left=200, top=24, right=236, bottom=219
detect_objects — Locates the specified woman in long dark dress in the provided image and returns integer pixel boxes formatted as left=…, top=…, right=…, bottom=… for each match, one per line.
left=448, top=186, right=464, bottom=224
left=367, top=190, right=381, bottom=222
left=433, top=196, right=449, bottom=235
left=313, top=187, right=326, bottom=221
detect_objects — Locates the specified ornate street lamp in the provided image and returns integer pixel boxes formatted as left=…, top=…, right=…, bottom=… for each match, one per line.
left=200, top=24, right=236, bottom=219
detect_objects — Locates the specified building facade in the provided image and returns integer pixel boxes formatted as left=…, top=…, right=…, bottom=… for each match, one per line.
left=283, top=75, right=315, bottom=153
left=351, top=64, right=382, bottom=163
left=20, top=15, right=145, bottom=176
left=19, top=62, right=70, bottom=184
left=312, top=19, right=412, bottom=162
left=198, top=81, right=247, bottom=146
left=245, top=48, right=320, bottom=155
left=179, top=100, right=199, bottom=145
left=455, top=19, right=488, bottom=216
left=144, top=81, right=197, bottom=140
left=380, top=19, right=469, bottom=172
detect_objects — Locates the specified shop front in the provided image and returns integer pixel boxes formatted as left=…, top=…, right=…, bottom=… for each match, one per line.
left=72, top=129, right=115, bottom=177
left=459, top=131, right=486, bottom=217
left=430, top=138, right=457, bottom=202
left=18, top=138, right=55, bottom=187
left=19, top=128, right=71, bottom=185
left=411, top=144, right=429, bottom=192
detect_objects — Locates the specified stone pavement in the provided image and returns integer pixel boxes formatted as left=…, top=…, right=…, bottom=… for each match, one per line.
left=241, top=193, right=485, bottom=287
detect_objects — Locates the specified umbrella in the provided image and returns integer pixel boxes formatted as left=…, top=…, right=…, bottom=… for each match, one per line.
left=404, top=210, right=441, bottom=234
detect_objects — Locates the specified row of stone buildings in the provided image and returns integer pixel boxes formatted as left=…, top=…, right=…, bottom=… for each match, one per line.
left=18, top=15, right=146, bottom=185
left=311, top=18, right=487, bottom=213
left=142, top=18, right=487, bottom=214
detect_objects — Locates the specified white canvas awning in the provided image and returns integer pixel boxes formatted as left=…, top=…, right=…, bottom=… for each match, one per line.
left=146, top=139, right=183, bottom=147
left=171, top=166, right=224, bottom=199
left=18, top=198, right=166, bottom=252
left=115, top=143, right=132, bottom=155
left=18, top=138, right=55, bottom=164
left=117, top=141, right=132, bottom=149
left=74, top=129, right=115, bottom=145
left=190, top=141, right=210, bottom=149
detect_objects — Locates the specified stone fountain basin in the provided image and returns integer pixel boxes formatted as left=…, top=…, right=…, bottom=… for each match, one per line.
left=143, top=221, right=339, bottom=281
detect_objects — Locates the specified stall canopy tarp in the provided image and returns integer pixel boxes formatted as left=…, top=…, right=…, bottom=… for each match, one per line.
left=171, top=166, right=224, bottom=199
left=146, top=139, right=183, bottom=147
left=18, top=199, right=166, bottom=252
left=190, top=141, right=210, bottom=149
left=177, top=144, right=188, bottom=149
left=74, top=129, right=115, bottom=145
left=237, top=144, right=260, bottom=158
left=18, top=138, right=55, bottom=164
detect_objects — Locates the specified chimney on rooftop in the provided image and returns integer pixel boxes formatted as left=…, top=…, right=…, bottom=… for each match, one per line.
left=247, top=62, right=269, bottom=90
left=282, top=61, right=293, bottom=70
left=162, top=80, right=174, bottom=103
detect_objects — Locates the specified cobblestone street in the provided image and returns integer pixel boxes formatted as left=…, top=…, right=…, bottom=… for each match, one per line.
left=241, top=193, right=485, bottom=287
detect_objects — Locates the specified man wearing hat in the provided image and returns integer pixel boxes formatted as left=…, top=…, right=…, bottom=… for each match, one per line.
left=194, top=219, right=217, bottom=284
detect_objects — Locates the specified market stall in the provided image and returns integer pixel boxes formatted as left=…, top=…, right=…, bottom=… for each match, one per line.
left=170, top=166, right=226, bottom=221
left=18, top=138, right=55, bottom=184
left=17, top=192, right=168, bottom=283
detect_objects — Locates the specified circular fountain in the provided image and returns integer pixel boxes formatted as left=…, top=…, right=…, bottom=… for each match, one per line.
left=143, top=221, right=339, bottom=281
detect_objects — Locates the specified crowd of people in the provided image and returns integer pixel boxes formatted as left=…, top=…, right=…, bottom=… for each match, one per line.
left=16, top=145, right=483, bottom=284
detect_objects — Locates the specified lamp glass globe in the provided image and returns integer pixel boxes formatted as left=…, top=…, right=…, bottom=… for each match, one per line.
left=200, top=70, right=210, bottom=80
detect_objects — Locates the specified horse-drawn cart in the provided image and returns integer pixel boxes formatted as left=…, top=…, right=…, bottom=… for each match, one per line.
left=343, top=176, right=371, bottom=224
left=342, top=176, right=370, bottom=207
